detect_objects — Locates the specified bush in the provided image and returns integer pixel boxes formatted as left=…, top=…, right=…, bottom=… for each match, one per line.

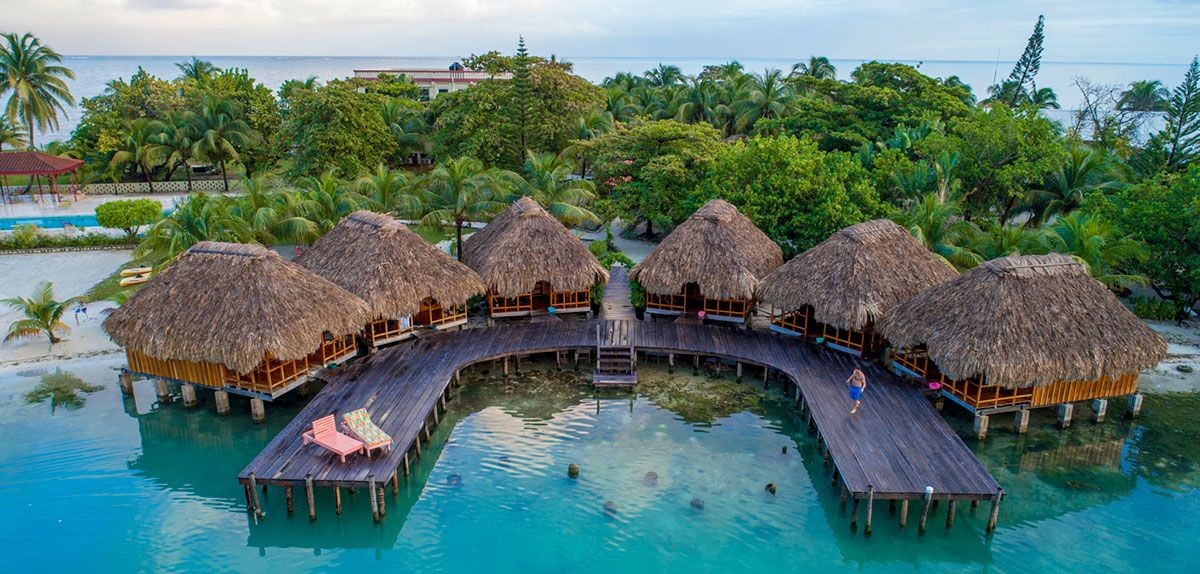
left=1131, top=296, right=1180, bottom=321
left=0, top=225, right=138, bottom=251
left=588, top=237, right=634, bottom=269
left=630, top=280, right=646, bottom=309
left=95, top=199, right=163, bottom=239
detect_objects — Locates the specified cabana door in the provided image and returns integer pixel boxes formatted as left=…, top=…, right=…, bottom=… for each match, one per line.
left=532, top=281, right=552, bottom=310
left=683, top=283, right=704, bottom=313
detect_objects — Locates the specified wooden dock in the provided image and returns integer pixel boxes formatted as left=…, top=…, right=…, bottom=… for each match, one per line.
left=238, top=265, right=1002, bottom=532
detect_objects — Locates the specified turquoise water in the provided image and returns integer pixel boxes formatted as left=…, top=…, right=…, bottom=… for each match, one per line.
left=1, top=355, right=1198, bottom=572
left=0, top=210, right=172, bottom=231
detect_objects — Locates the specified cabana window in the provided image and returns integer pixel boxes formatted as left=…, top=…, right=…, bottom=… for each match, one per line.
left=416, top=297, right=468, bottom=328
left=769, top=305, right=885, bottom=356
left=367, top=317, right=415, bottom=345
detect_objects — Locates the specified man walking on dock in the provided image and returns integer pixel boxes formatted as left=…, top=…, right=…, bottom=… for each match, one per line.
left=846, top=368, right=867, bottom=414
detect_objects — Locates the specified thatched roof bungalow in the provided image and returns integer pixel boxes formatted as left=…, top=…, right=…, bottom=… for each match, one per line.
left=297, top=211, right=486, bottom=345
left=878, top=253, right=1167, bottom=413
left=630, top=199, right=782, bottom=323
left=756, top=219, right=958, bottom=355
left=104, top=241, right=372, bottom=400
left=462, top=197, right=609, bottom=317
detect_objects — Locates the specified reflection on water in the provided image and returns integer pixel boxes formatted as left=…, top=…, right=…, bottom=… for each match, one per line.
left=0, top=355, right=1198, bottom=572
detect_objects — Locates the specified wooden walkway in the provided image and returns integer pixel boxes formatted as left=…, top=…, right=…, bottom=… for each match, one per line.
left=598, top=265, right=635, bottom=321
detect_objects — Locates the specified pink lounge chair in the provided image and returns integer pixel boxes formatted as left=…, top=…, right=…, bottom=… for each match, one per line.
left=302, top=415, right=365, bottom=463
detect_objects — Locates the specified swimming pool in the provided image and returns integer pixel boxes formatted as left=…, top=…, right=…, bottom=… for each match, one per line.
left=0, top=210, right=171, bottom=231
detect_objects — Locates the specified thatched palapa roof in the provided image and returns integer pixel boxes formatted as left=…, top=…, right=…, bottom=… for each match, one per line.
left=878, top=254, right=1166, bottom=388
left=462, top=197, right=608, bottom=297
left=104, top=241, right=372, bottom=373
left=296, top=210, right=485, bottom=318
left=756, top=219, right=958, bottom=330
left=630, top=199, right=782, bottom=300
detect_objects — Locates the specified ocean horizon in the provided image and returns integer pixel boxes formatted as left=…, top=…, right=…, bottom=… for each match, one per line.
left=31, top=54, right=1192, bottom=143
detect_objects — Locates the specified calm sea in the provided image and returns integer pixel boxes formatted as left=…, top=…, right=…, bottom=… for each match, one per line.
left=36, top=55, right=1191, bottom=143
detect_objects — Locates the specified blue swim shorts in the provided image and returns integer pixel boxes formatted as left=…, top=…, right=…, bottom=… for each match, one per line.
left=849, top=386, right=863, bottom=401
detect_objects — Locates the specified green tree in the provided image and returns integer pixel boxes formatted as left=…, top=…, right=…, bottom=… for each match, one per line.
left=296, top=173, right=366, bottom=237
left=109, top=118, right=164, bottom=190
left=153, top=115, right=197, bottom=189
left=3, top=281, right=70, bottom=346
left=0, top=33, right=75, bottom=148
left=504, top=37, right=536, bottom=157
left=137, top=193, right=251, bottom=262
left=1046, top=212, right=1148, bottom=289
left=894, top=193, right=982, bottom=270
left=280, top=80, right=396, bottom=178
left=734, top=69, right=794, bottom=133
left=790, top=56, right=837, bottom=80
left=358, top=163, right=419, bottom=215
left=175, top=57, right=218, bottom=85
left=197, top=68, right=283, bottom=177
left=231, top=177, right=316, bottom=244
left=1118, top=80, right=1170, bottom=112
left=414, top=157, right=512, bottom=259
left=1020, top=144, right=1120, bottom=225
left=961, top=220, right=1048, bottom=261
left=1141, top=56, right=1200, bottom=172
left=189, top=96, right=257, bottom=190
left=95, top=198, right=163, bottom=239
left=689, top=136, right=882, bottom=255
left=520, top=151, right=600, bottom=226
left=644, top=64, right=684, bottom=87
left=379, top=98, right=429, bottom=161
left=578, top=120, right=723, bottom=237
left=1000, top=15, right=1046, bottom=107
left=0, top=115, right=27, bottom=149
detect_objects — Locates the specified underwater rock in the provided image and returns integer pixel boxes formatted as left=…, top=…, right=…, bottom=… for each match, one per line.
left=499, top=455, right=511, bottom=463
left=764, top=483, right=777, bottom=495
left=446, top=474, right=463, bottom=487
left=690, top=498, right=705, bottom=510
left=568, top=463, right=580, bottom=478
left=604, top=501, right=618, bottom=514
left=643, top=471, right=658, bottom=485
left=1178, top=364, right=1194, bottom=374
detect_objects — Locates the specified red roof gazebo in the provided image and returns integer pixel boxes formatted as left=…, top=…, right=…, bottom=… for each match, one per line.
left=0, top=151, right=85, bottom=204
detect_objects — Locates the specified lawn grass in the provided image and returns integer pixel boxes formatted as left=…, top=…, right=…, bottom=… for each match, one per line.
left=84, top=257, right=151, bottom=303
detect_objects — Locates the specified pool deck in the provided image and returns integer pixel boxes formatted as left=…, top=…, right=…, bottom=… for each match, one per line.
left=238, top=267, right=1001, bottom=523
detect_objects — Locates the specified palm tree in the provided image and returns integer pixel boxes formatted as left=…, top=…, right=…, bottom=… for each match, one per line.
left=189, top=96, right=257, bottom=191
left=897, top=193, right=982, bottom=270
left=3, top=281, right=70, bottom=346
left=153, top=116, right=197, bottom=190
left=414, top=157, right=512, bottom=259
left=941, top=76, right=977, bottom=105
left=0, top=33, right=75, bottom=148
left=644, top=64, right=684, bottom=88
left=176, top=57, right=219, bottom=85
left=110, top=119, right=165, bottom=192
left=297, top=173, right=366, bottom=237
left=961, top=221, right=1048, bottom=261
left=603, top=89, right=639, bottom=124
left=568, top=109, right=614, bottom=178
left=675, top=77, right=721, bottom=125
left=379, top=99, right=428, bottom=160
left=1046, top=212, right=1148, bottom=289
left=1118, top=80, right=1170, bottom=112
left=733, top=69, right=794, bottom=134
left=0, top=115, right=27, bottom=149
left=232, top=177, right=316, bottom=244
left=1029, top=86, right=1060, bottom=109
left=1021, top=145, right=1120, bottom=225
left=791, top=56, right=836, bottom=80
left=137, top=194, right=251, bottom=262
left=358, top=163, right=419, bottom=215
left=521, top=151, right=601, bottom=226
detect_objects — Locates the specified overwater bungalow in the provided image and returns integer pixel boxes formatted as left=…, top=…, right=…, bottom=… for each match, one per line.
left=462, top=197, right=609, bottom=318
left=296, top=211, right=486, bottom=346
left=630, top=199, right=782, bottom=324
left=104, top=242, right=371, bottom=406
left=756, top=219, right=958, bottom=356
left=879, top=254, right=1166, bottom=424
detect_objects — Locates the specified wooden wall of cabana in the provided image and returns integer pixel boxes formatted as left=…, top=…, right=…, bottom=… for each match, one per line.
left=631, top=199, right=782, bottom=324
left=296, top=211, right=485, bottom=347
left=879, top=254, right=1167, bottom=417
left=104, top=242, right=372, bottom=402
left=462, top=197, right=609, bottom=318
left=756, top=219, right=958, bottom=356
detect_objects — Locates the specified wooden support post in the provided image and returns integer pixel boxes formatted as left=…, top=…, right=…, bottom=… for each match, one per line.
left=432, top=405, right=440, bottom=425
left=889, top=500, right=896, bottom=513
left=390, top=472, right=399, bottom=495
left=422, top=421, right=430, bottom=442
left=402, top=452, right=410, bottom=476
left=248, top=473, right=263, bottom=519
left=945, top=499, right=957, bottom=528
left=1127, top=393, right=1144, bottom=418
left=839, top=485, right=848, bottom=507
left=850, top=497, right=860, bottom=529
left=181, top=383, right=198, bottom=408
left=305, top=474, right=316, bottom=521
left=934, top=397, right=945, bottom=412
left=918, top=487, right=933, bottom=534
left=376, top=481, right=386, bottom=518
left=864, top=486, right=875, bottom=536
left=439, top=392, right=446, bottom=410
left=155, top=379, right=171, bottom=403
left=973, top=413, right=989, bottom=440
left=1057, top=403, right=1074, bottom=429
left=693, top=354, right=699, bottom=375
left=736, top=362, right=743, bottom=381
left=334, top=487, right=342, bottom=515
left=414, top=438, right=422, bottom=458
left=971, top=499, right=979, bottom=511
left=119, top=372, right=133, bottom=395
left=1015, top=408, right=1030, bottom=434
left=668, top=353, right=674, bottom=373
left=556, top=350, right=562, bottom=369
left=214, top=390, right=230, bottom=416
left=368, top=476, right=380, bottom=524
left=285, top=485, right=294, bottom=514
left=899, top=499, right=909, bottom=527
left=1091, top=398, right=1108, bottom=423
left=454, top=370, right=461, bottom=386
left=832, top=467, right=840, bottom=487
left=503, top=357, right=509, bottom=376
left=763, top=366, right=770, bottom=388
left=986, top=490, right=1004, bottom=533
left=251, top=398, right=266, bottom=424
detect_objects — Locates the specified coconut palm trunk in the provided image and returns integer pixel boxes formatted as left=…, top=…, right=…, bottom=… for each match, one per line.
left=220, top=158, right=229, bottom=191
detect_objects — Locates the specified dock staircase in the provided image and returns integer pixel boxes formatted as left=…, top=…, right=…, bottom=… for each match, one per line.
left=593, top=320, right=637, bottom=388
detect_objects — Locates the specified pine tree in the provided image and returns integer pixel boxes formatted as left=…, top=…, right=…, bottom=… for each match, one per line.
left=1006, top=15, right=1045, bottom=106
left=504, top=36, right=536, bottom=166
left=1161, top=56, right=1200, bottom=170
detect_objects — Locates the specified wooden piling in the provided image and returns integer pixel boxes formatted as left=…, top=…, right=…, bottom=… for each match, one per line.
left=155, top=379, right=171, bottom=403
left=1127, top=393, right=1144, bottom=418
left=945, top=499, right=957, bottom=528
left=305, top=474, right=316, bottom=521
left=432, top=405, right=440, bottom=425
left=918, top=488, right=933, bottom=533
left=1015, top=408, right=1030, bottom=434
left=390, top=472, right=399, bottom=495
left=376, top=481, right=386, bottom=518
left=285, top=485, right=294, bottom=514
left=368, top=476, right=380, bottom=523
left=334, top=487, right=342, bottom=515
left=250, top=398, right=266, bottom=424
left=668, top=352, right=674, bottom=373
left=850, top=497, right=859, bottom=529
left=840, top=485, right=849, bottom=507
left=402, top=452, right=410, bottom=476
left=214, top=390, right=230, bottom=416
left=736, top=361, right=743, bottom=381
left=865, top=486, right=875, bottom=536
left=986, top=490, right=1004, bottom=533
left=119, top=371, right=133, bottom=395
left=971, top=499, right=979, bottom=511
left=1057, top=403, right=1073, bottom=429
left=899, top=499, right=909, bottom=527
left=248, top=473, right=263, bottom=519
left=181, top=383, right=198, bottom=408
left=1091, top=398, right=1108, bottom=423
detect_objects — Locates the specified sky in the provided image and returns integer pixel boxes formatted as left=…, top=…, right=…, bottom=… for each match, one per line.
left=2, top=0, right=1198, bottom=64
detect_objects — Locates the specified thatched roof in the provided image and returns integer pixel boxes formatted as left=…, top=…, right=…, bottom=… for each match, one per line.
left=630, top=199, right=782, bottom=300
left=878, top=254, right=1166, bottom=388
left=462, top=197, right=608, bottom=297
left=296, top=211, right=485, bottom=318
left=104, top=241, right=372, bottom=373
left=756, top=219, right=958, bottom=330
